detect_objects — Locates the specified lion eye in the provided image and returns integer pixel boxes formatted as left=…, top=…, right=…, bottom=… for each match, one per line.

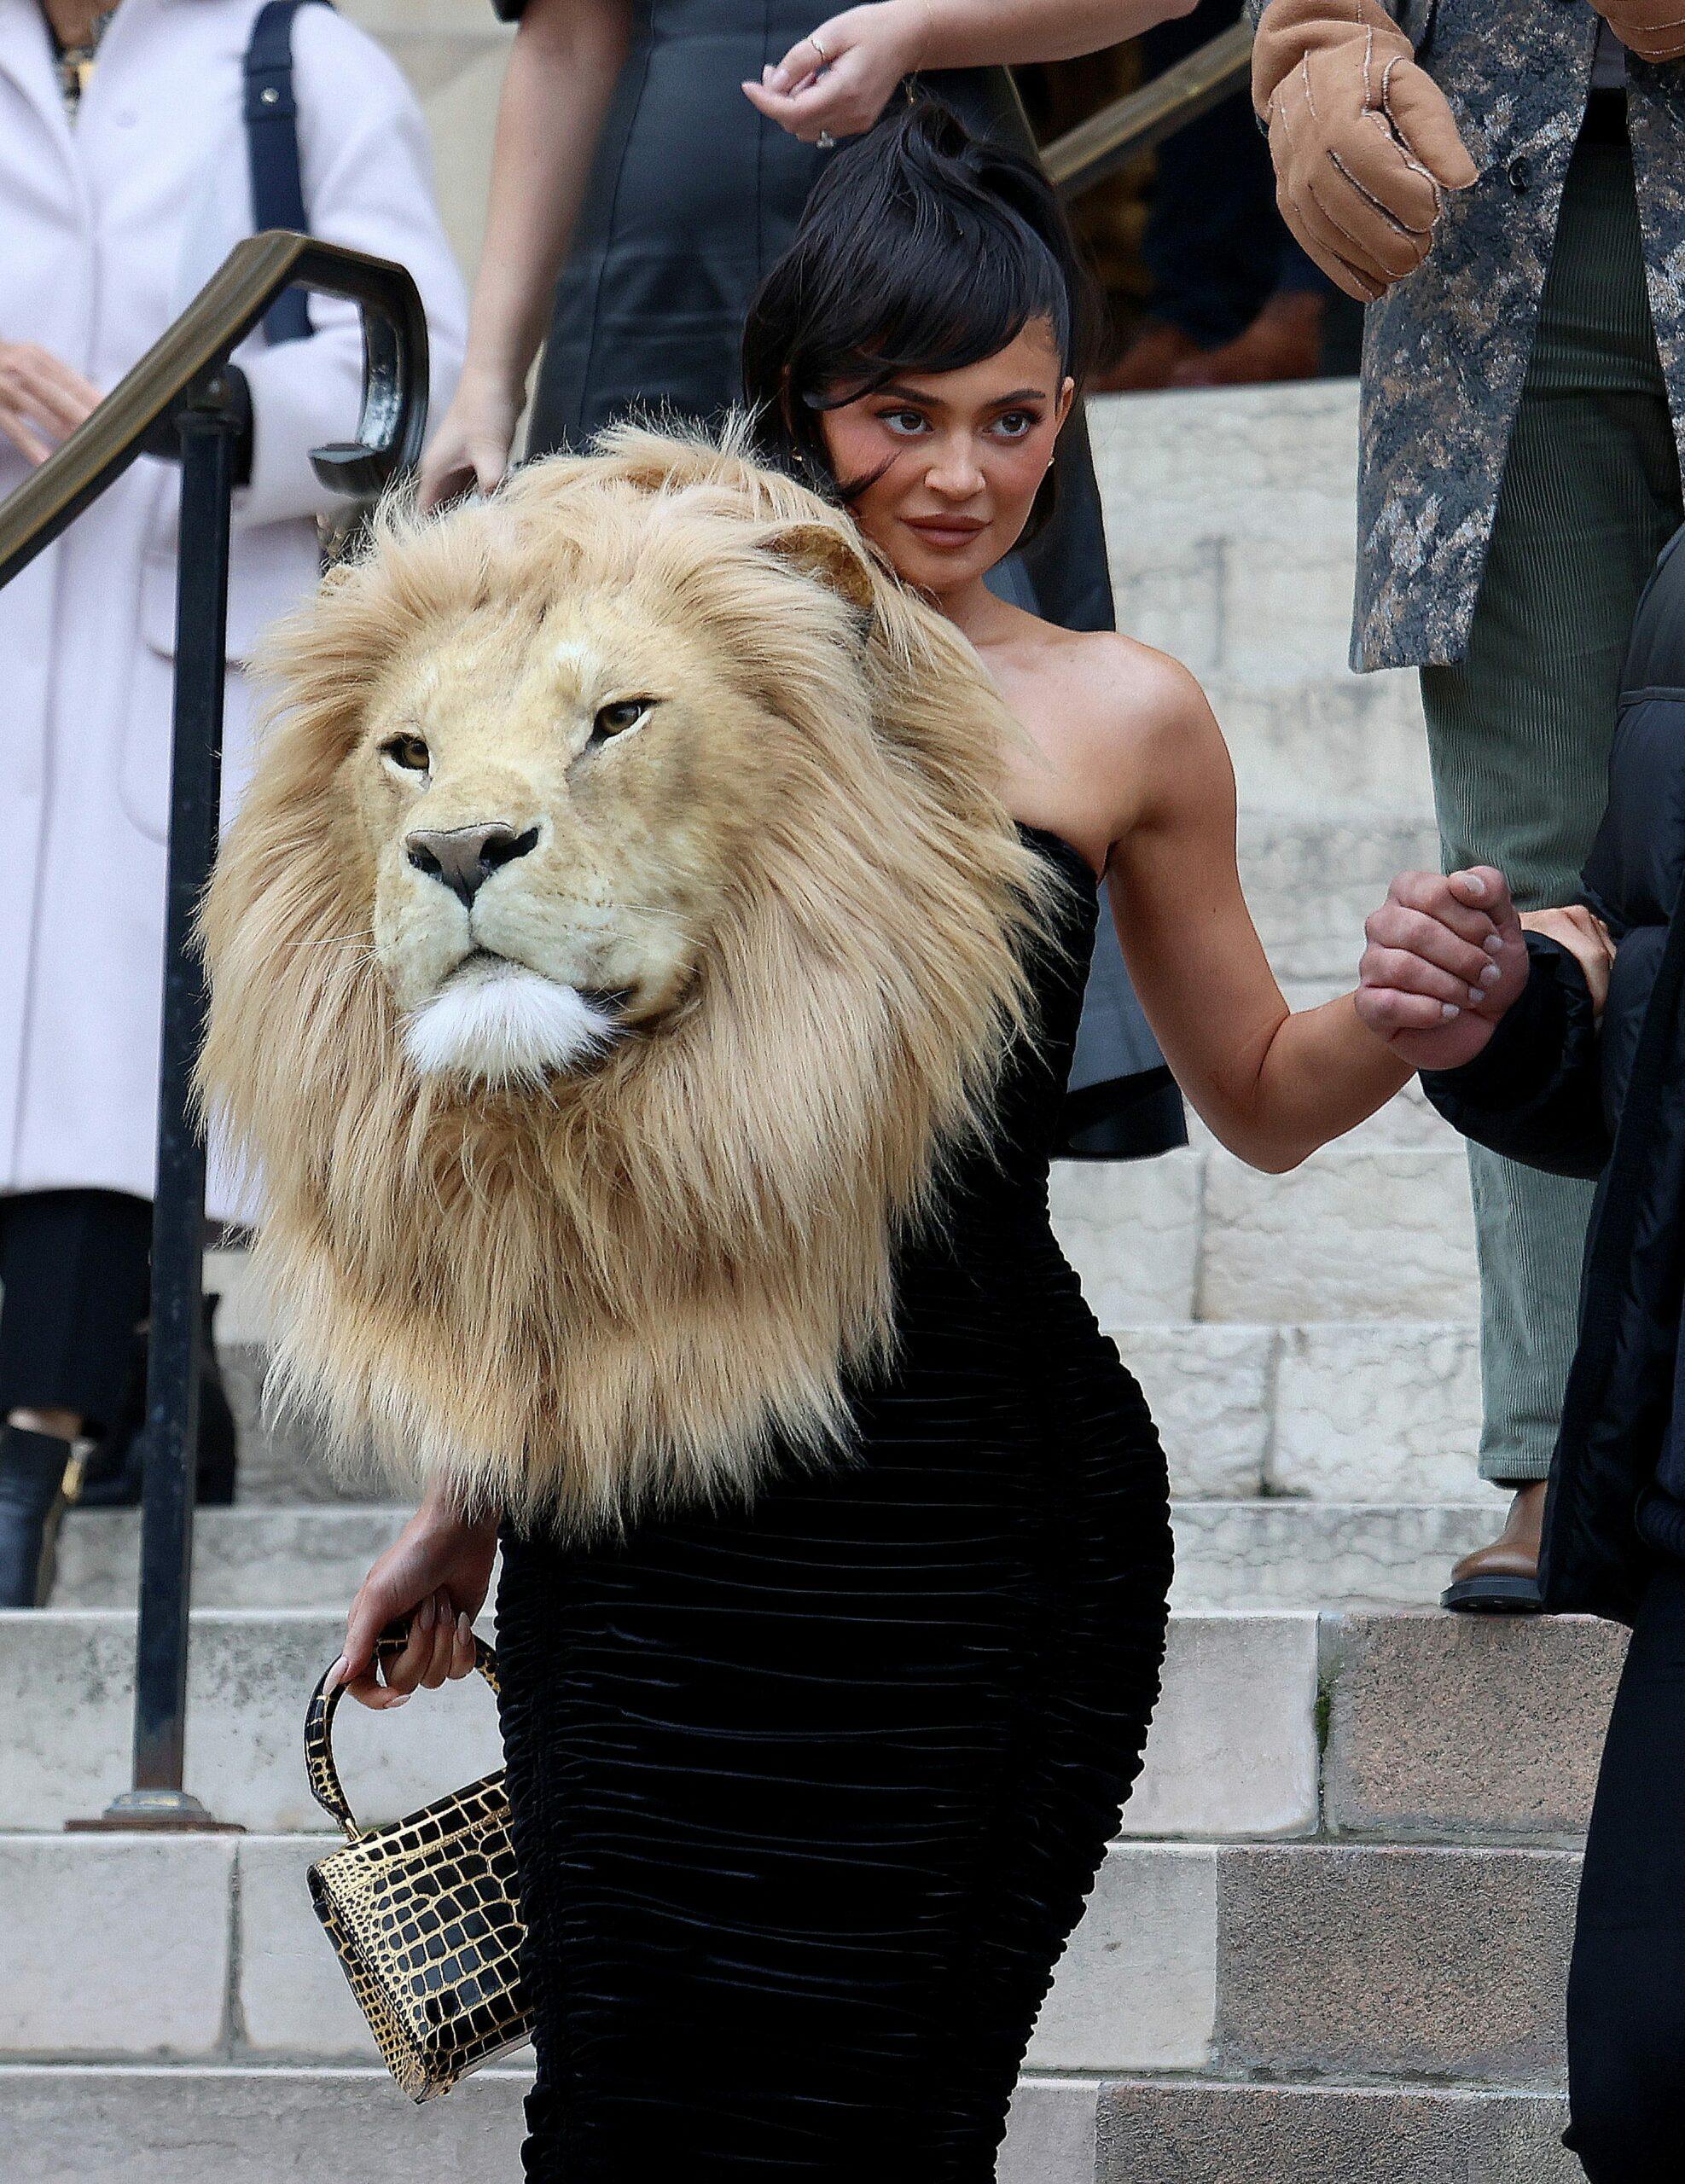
left=591, top=700, right=650, bottom=741
left=381, top=733, right=431, bottom=774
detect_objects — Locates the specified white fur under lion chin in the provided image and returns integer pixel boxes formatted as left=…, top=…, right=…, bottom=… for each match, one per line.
left=404, top=955, right=616, bottom=1088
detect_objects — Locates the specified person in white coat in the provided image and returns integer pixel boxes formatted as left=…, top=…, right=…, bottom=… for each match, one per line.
left=0, top=0, right=467, bottom=1602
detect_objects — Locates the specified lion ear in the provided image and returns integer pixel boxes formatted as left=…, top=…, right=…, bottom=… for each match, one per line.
left=762, top=520, right=878, bottom=618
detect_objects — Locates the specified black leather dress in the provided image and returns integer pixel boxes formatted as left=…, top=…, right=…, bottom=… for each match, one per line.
left=493, top=827, right=1175, bottom=2181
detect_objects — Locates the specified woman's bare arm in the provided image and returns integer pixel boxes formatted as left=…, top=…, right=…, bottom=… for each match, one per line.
left=745, top=0, right=1196, bottom=142
left=420, top=0, right=631, bottom=504
left=1101, top=651, right=1413, bottom=1173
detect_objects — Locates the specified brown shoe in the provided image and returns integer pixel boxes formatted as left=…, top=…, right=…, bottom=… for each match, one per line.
left=1441, top=1482, right=1547, bottom=1614
left=1094, top=321, right=1206, bottom=394
left=1170, top=291, right=1327, bottom=389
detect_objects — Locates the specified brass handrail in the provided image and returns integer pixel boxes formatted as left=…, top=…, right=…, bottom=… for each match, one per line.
left=0, top=229, right=427, bottom=588
left=1039, top=20, right=1254, bottom=200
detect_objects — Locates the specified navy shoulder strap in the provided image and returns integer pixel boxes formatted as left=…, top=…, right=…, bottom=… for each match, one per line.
left=245, top=0, right=332, bottom=345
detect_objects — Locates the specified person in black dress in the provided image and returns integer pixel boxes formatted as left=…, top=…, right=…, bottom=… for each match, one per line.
left=427, top=0, right=1200, bottom=1157
left=334, top=104, right=1431, bottom=2181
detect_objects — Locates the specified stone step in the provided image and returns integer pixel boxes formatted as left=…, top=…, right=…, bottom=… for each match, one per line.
left=1051, top=1147, right=1477, bottom=1328
left=3, top=1606, right=1622, bottom=1843
left=1202, top=669, right=1431, bottom=817
left=0, top=1833, right=1580, bottom=2087
left=1169, top=1502, right=1503, bottom=1610
left=0, top=2065, right=1093, bottom=2184
left=1096, top=2081, right=1575, bottom=2184
left=0, top=1607, right=1321, bottom=1841
left=0, top=2064, right=1580, bottom=2184
left=1118, top=1319, right=1485, bottom=1501
left=50, top=1496, right=1508, bottom=1613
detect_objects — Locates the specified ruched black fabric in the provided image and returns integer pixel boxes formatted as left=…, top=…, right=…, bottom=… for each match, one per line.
left=493, top=828, right=1174, bottom=2180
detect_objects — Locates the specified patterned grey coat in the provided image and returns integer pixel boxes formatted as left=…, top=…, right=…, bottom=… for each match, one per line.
left=1258, top=0, right=1685, bottom=671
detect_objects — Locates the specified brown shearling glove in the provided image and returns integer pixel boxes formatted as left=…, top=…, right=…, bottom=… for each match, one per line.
left=1252, top=0, right=1479, bottom=304
left=1589, top=0, right=1685, bottom=62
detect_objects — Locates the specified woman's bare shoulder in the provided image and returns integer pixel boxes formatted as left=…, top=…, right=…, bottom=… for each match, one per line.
left=1042, top=629, right=1229, bottom=795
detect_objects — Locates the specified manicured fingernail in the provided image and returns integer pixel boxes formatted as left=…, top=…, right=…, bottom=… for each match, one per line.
left=1484, top=934, right=1504, bottom=956
left=457, top=1611, right=472, bottom=1638
left=387, top=1693, right=411, bottom=1707
left=1442, top=1002, right=1461, bottom=1019
left=1479, top=963, right=1500, bottom=986
left=419, top=1595, right=436, bottom=1632
left=1461, top=873, right=1487, bottom=898
left=325, top=1654, right=347, bottom=1692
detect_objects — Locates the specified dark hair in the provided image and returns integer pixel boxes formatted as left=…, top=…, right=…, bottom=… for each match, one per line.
left=741, top=98, right=1096, bottom=542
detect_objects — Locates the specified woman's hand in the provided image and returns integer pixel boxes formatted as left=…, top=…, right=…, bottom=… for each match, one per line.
left=1520, top=904, right=1616, bottom=1021
left=416, top=364, right=524, bottom=513
left=327, top=1494, right=501, bottom=1710
left=742, top=1, right=927, bottom=143
left=0, top=342, right=101, bottom=465
left=1357, top=866, right=1529, bottom=1072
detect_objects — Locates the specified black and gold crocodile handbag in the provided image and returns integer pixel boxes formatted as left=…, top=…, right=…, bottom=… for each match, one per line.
left=304, top=1633, right=531, bottom=2101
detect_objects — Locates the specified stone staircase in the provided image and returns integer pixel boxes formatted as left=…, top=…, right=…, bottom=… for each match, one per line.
left=0, top=384, right=1613, bottom=2182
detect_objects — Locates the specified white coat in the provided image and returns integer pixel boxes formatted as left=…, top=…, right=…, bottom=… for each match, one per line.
left=0, top=0, right=467, bottom=1211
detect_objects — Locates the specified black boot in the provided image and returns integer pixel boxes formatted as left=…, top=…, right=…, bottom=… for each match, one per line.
left=0, top=1426, right=74, bottom=1606
left=73, top=1295, right=238, bottom=1511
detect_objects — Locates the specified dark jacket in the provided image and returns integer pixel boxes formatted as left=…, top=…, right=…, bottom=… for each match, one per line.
left=1422, top=526, right=1685, bottom=1624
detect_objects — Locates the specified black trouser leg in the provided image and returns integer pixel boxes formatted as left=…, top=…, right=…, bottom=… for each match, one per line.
left=0, top=1188, right=154, bottom=1434
left=0, top=1192, right=155, bottom=1603
left=1565, top=1562, right=1685, bottom=2177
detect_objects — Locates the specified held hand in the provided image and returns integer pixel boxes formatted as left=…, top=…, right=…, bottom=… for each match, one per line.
left=1356, top=865, right=1527, bottom=1072
left=1521, top=904, right=1617, bottom=1020
left=1252, top=0, right=1478, bottom=303
left=741, top=1, right=926, bottom=144
left=1588, top=0, right=1685, bottom=61
left=328, top=1496, right=499, bottom=1711
left=416, top=366, right=522, bottom=514
left=0, top=342, right=101, bottom=466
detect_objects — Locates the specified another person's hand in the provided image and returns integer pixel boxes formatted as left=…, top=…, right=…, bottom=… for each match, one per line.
left=1252, top=0, right=1478, bottom=303
left=0, top=342, right=101, bottom=465
left=1520, top=903, right=1617, bottom=1020
left=417, top=363, right=523, bottom=512
left=1588, top=0, right=1685, bottom=61
left=741, top=1, right=927, bottom=143
left=1356, top=865, right=1528, bottom=1072
left=328, top=1492, right=500, bottom=1710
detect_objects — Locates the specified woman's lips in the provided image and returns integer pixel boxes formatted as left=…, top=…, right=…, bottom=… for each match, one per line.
left=902, top=515, right=988, bottom=549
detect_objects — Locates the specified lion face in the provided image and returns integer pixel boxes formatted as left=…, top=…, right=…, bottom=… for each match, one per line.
left=200, top=426, right=1049, bottom=1533
left=358, top=588, right=777, bottom=1087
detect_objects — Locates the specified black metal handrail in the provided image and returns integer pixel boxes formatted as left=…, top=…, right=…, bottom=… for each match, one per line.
left=1039, top=20, right=1253, bottom=200
left=0, top=231, right=429, bottom=1833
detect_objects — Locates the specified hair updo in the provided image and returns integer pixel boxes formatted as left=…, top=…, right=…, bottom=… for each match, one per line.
left=741, top=97, right=1097, bottom=543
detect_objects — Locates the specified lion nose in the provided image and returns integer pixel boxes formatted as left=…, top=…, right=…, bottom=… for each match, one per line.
left=405, top=823, right=538, bottom=909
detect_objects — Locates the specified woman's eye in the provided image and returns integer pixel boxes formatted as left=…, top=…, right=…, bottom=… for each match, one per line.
left=592, top=699, right=650, bottom=739
left=992, top=410, right=1038, bottom=439
left=878, top=409, right=928, bottom=437
left=381, top=733, right=430, bottom=773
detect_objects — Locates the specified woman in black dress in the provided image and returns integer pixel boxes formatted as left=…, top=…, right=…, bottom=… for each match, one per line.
left=336, top=107, right=1432, bottom=2180
left=427, top=0, right=1197, bottom=1155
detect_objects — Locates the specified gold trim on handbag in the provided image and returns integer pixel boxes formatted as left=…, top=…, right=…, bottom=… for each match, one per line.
left=304, top=1630, right=532, bottom=2101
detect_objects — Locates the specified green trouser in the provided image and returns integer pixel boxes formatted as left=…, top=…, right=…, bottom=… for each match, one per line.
left=1421, top=122, right=1682, bottom=1486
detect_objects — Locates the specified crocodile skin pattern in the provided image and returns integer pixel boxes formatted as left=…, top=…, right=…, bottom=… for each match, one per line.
left=304, top=1640, right=531, bottom=2101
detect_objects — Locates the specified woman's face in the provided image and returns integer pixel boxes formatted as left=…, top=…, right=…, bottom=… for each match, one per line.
left=816, top=319, right=1075, bottom=599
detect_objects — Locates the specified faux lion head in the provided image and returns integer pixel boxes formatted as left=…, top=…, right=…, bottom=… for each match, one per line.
left=199, top=425, right=1053, bottom=1531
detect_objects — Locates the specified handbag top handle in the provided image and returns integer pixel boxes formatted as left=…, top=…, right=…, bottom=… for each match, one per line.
left=305, top=1626, right=502, bottom=1840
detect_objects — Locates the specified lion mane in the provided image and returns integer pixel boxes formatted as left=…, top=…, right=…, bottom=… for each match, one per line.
left=199, top=423, right=1058, bottom=1532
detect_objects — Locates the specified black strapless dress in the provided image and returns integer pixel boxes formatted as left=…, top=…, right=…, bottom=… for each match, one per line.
left=493, top=828, right=1174, bottom=2181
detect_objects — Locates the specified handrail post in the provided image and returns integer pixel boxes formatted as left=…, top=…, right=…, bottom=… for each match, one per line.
left=69, top=379, right=244, bottom=1833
